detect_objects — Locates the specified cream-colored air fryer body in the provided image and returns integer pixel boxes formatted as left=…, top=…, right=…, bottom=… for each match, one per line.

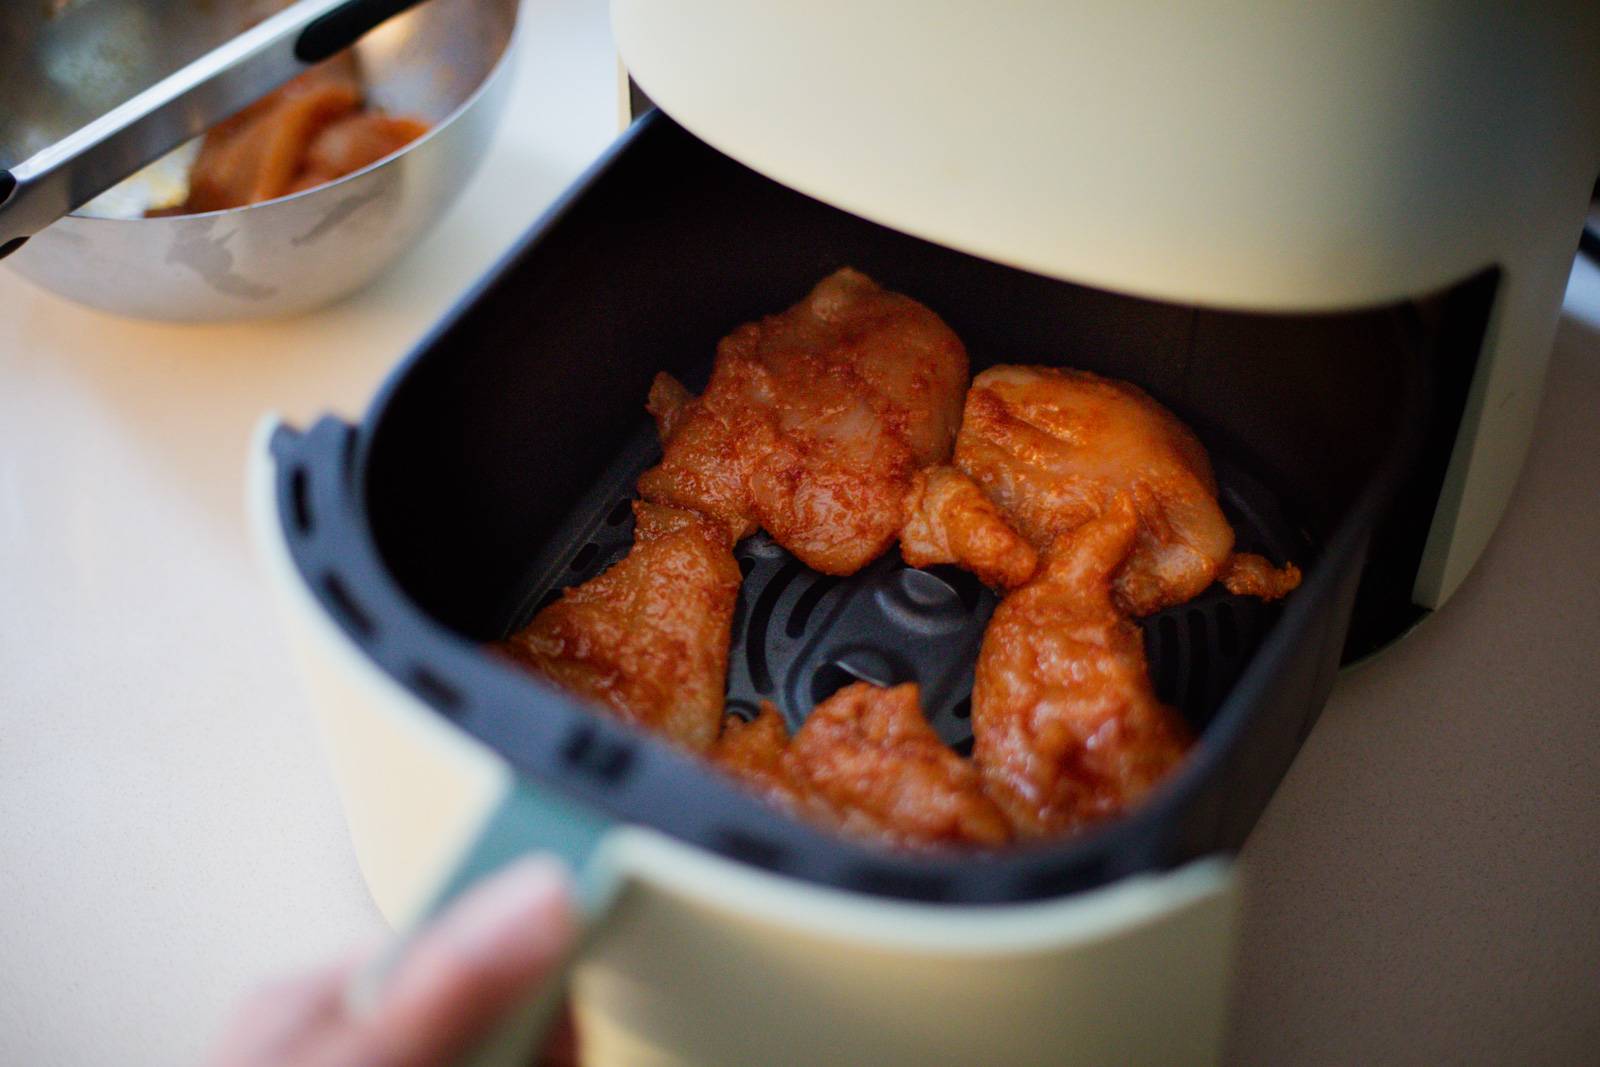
left=613, top=0, right=1600, bottom=609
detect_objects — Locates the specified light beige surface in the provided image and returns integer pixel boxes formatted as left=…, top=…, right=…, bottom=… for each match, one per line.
left=1, top=3, right=1597, bottom=1062
left=0, top=2, right=615, bottom=1064
left=1230, top=255, right=1600, bottom=1066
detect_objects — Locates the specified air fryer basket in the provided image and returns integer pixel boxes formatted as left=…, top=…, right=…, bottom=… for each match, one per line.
left=270, top=112, right=1428, bottom=904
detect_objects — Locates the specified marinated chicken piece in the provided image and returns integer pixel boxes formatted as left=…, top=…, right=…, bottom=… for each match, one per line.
left=791, top=683, right=1012, bottom=848
left=169, top=53, right=427, bottom=213
left=179, top=57, right=360, bottom=213
left=499, top=503, right=740, bottom=752
left=710, top=683, right=1012, bottom=849
left=638, top=268, right=970, bottom=575
left=972, top=497, right=1191, bottom=837
left=954, top=365, right=1299, bottom=614
left=285, top=113, right=429, bottom=194
left=708, top=705, right=807, bottom=813
left=901, top=466, right=1039, bottom=590
left=1218, top=552, right=1303, bottom=601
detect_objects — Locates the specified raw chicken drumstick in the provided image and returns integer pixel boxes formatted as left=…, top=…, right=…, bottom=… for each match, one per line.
left=498, top=502, right=741, bottom=752
left=972, top=496, right=1192, bottom=837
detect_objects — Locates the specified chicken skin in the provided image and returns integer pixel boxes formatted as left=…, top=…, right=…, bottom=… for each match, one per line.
left=499, top=503, right=741, bottom=752
left=972, top=497, right=1191, bottom=837
left=638, top=268, right=970, bottom=575
left=955, top=365, right=1299, bottom=615
left=710, top=683, right=1012, bottom=849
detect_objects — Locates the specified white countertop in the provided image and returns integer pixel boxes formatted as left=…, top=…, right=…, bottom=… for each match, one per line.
left=2, top=3, right=1596, bottom=1063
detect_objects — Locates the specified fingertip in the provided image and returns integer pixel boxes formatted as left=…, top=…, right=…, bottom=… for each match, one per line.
left=366, top=855, right=579, bottom=1060
left=382, top=854, right=577, bottom=1011
left=450, top=855, right=577, bottom=962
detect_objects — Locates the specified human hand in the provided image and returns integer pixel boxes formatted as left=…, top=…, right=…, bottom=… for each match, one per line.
left=207, top=857, right=577, bottom=1067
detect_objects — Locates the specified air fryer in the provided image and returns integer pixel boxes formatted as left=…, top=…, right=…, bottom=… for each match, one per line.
left=250, top=111, right=1521, bottom=1065
left=251, top=7, right=1600, bottom=1064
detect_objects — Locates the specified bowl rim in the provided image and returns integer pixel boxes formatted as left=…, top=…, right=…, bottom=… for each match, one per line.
left=66, top=0, right=523, bottom=224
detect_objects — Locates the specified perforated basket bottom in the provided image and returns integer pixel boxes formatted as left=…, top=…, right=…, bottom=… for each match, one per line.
left=501, top=426, right=1308, bottom=747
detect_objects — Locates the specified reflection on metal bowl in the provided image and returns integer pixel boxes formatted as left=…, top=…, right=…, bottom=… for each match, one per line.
left=6, top=0, right=519, bottom=322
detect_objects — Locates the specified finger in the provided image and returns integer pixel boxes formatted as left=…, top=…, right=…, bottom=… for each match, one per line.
left=369, top=856, right=576, bottom=1065
left=205, top=949, right=370, bottom=1067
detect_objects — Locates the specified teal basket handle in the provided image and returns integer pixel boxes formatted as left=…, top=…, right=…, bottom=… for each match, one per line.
left=347, top=778, right=623, bottom=1067
left=425, top=778, right=621, bottom=914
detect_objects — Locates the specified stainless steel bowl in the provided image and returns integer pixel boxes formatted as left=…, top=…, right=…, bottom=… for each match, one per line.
left=6, top=0, right=519, bottom=322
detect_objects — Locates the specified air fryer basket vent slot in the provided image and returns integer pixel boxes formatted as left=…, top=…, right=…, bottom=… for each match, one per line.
left=502, top=429, right=1306, bottom=744
left=408, top=665, right=465, bottom=716
left=560, top=723, right=636, bottom=783
left=288, top=466, right=314, bottom=535
left=322, top=572, right=377, bottom=639
left=714, top=829, right=791, bottom=872
left=845, top=866, right=952, bottom=902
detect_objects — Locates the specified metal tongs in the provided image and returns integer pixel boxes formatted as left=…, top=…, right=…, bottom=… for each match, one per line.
left=0, top=0, right=432, bottom=259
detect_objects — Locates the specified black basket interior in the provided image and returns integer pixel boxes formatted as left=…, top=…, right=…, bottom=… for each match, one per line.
left=502, top=420, right=1307, bottom=752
